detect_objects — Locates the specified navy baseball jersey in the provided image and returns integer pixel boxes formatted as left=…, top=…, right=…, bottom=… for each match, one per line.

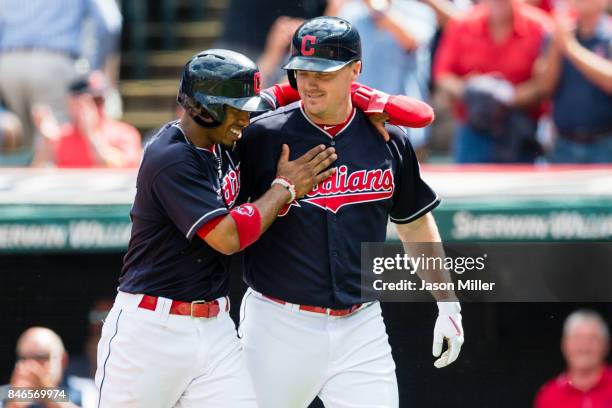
left=238, top=102, right=440, bottom=308
left=119, top=122, right=241, bottom=302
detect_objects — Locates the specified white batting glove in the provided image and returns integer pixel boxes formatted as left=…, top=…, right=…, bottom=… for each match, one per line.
left=433, top=301, right=464, bottom=368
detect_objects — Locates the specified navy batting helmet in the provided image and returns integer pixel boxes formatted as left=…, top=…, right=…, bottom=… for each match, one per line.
left=177, top=49, right=270, bottom=127
left=283, top=16, right=362, bottom=89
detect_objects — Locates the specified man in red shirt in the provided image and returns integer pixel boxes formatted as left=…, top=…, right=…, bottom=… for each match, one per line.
left=32, top=72, right=142, bottom=168
left=535, top=309, right=612, bottom=408
left=526, top=0, right=553, bottom=14
left=434, top=0, right=551, bottom=162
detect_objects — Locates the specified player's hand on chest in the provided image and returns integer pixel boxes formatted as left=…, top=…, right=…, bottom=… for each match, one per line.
left=283, top=130, right=394, bottom=176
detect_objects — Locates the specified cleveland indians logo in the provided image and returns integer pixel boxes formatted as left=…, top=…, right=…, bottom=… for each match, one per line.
left=253, top=72, right=261, bottom=94
left=301, top=35, right=317, bottom=56
left=234, top=204, right=255, bottom=216
left=222, top=165, right=240, bottom=208
left=279, top=165, right=395, bottom=216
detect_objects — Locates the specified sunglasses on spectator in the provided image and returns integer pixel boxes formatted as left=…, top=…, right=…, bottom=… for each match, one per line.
left=16, top=353, right=51, bottom=362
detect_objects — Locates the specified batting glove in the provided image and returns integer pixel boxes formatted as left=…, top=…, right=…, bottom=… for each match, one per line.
left=433, top=301, right=464, bottom=368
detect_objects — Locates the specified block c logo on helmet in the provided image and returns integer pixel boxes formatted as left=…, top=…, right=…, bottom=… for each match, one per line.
left=301, top=35, right=317, bottom=56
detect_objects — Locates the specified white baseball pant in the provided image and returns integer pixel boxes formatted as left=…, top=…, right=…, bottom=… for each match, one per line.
left=239, top=288, right=398, bottom=408
left=95, top=291, right=257, bottom=408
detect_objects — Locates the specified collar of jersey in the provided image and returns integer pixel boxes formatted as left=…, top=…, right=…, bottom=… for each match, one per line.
left=172, top=121, right=216, bottom=153
left=299, top=102, right=356, bottom=139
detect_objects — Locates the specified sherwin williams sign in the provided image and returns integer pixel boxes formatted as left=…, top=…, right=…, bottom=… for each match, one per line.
left=1, top=167, right=611, bottom=252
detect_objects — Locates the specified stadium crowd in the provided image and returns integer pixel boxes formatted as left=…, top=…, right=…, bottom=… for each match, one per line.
left=0, top=0, right=610, bottom=166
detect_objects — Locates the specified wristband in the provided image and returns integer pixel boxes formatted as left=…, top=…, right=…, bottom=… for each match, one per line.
left=272, top=176, right=297, bottom=204
left=229, top=204, right=262, bottom=250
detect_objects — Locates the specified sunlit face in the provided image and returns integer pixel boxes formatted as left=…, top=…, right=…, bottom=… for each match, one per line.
left=483, top=0, right=514, bottom=23
left=67, top=95, right=83, bottom=124
left=68, top=94, right=104, bottom=128
left=16, top=334, right=63, bottom=385
left=296, top=61, right=360, bottom=122
left=212, top=105, right=250, bottom=147
left=562, top=319, right=609, bottom=372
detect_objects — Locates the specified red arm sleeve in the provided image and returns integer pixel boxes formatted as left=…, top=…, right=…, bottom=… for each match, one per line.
left=351, top=83, right=435, bottom=128
left=262, top=82, right=300, bottom=108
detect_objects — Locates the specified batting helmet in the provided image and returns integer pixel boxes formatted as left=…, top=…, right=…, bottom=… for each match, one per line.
left=177, top=49, right=270, bottom=128
left=283, top=16, right=362, bottom=89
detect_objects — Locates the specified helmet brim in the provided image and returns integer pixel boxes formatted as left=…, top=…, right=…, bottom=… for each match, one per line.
left=225, top=95, right=272, bottom=113
left=282, top=57, right=353, bottom=73
left=195, top=94, right=272, bottom=113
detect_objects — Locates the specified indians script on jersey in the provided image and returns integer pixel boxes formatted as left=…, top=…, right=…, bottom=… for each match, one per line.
left=279, top=165, right=395, bottom=216
left=221, top=165, right=240, bottom=208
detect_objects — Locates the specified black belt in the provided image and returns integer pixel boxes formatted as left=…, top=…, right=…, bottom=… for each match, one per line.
left=559, top=126, right=612, bottom=143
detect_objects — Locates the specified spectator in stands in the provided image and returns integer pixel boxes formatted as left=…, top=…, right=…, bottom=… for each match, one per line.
left=422, top=0, right=473, bottom=28
left=525, top=0, right=554, bottom=13
left=31, top=72, right=142, bottom=168
left=338, top=0, right=437, bottom=157
left=0, top=327, right=97, bottom=408
left=257, top=16, right=307, bottom=87
left=534, top=309, right=612, bottom=408
left=0, top=106, right=23, bottom=158
left=0, top=0, right=122, bottom=166
left=540, top=0, right=612, bottom=163
left=434, top=0, right=551, bottom=163
left=218, top=0, right=328, bottom=60
left=256, top=1, right=343, bottom=87
left=423, top=0, right=551, bottom=31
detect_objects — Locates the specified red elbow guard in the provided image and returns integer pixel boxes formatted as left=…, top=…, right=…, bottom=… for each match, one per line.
left=386, top=95, right=435, bottom=128
left=263, top=82, right=301, bottom=108
left=351, top=83, right=434, bottom=128
left=229, top=204, right=262, bottom=250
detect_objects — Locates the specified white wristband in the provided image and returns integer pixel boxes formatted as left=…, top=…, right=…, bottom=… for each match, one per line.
left=272, top=177, right=297, bottom=204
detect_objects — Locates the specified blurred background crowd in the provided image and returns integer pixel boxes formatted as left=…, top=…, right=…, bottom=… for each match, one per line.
left=0, top=0, right=610, bottom=167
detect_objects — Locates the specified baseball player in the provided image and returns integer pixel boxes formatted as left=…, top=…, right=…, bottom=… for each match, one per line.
left=237, top=17, right=465, bottom=408
left=94, top=49, right=338, bottom=408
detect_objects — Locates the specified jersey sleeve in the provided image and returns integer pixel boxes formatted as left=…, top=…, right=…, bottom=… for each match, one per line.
left=388, top=126, right=440, bottom=224
left=151, top=159, right=229, bottom=240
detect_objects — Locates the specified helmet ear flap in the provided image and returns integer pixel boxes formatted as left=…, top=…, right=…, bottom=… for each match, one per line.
left=192, top=106, right=222, bottom=128
left=287, top=70, right=297, bottom=90
left=178, top=91, right=223, bottom=128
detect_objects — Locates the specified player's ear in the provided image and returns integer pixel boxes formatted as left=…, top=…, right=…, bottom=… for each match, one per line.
left=351, top=61, right=361, bottom=79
